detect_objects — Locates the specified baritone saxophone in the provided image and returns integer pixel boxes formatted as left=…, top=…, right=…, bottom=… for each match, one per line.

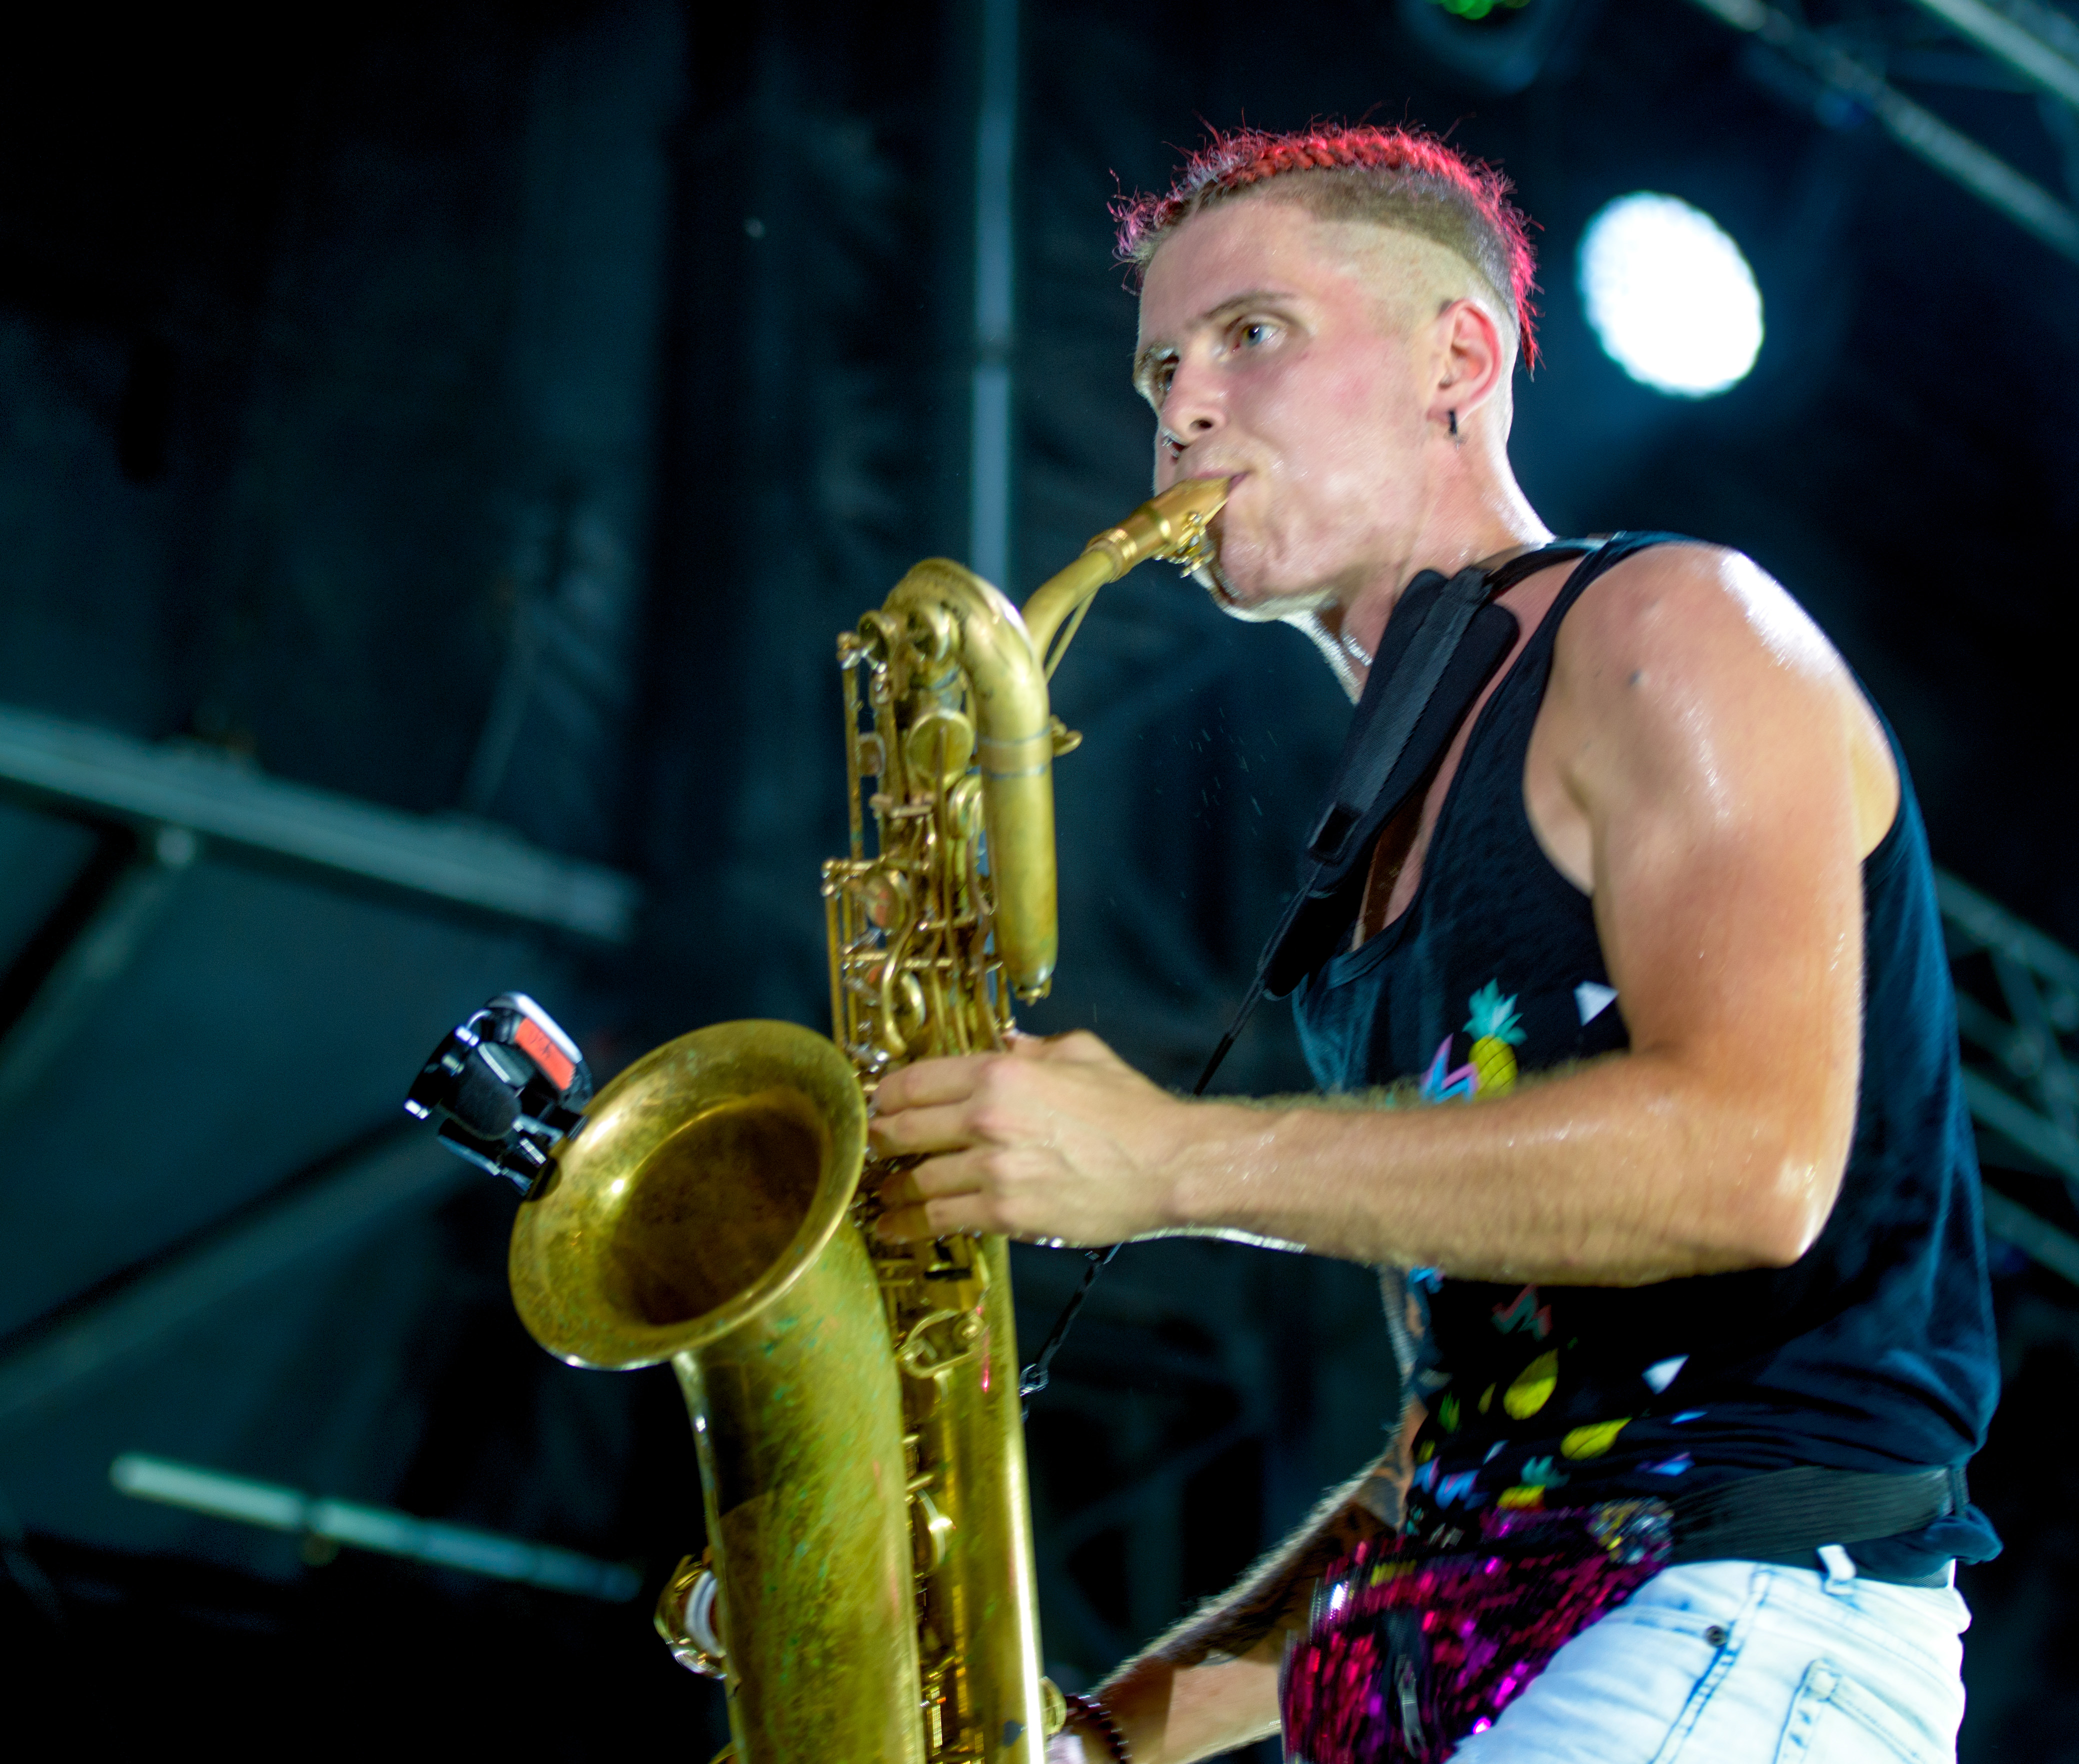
left=499, top=477, right=1228, bottom=1764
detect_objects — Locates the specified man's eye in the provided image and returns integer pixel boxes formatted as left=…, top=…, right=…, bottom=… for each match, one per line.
left=1235, top=318, right=1277, bottom=350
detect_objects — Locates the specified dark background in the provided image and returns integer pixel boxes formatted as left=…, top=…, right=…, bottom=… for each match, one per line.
left=0, top=0, right=2074, bottom=1757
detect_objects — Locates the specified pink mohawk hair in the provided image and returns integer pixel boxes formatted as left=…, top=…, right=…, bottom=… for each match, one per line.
left=1112, top=124, right=1540, bottom=368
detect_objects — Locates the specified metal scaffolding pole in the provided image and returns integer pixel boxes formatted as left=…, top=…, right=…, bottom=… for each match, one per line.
left=1688, top=0, right=2079, bottom=264
left=1902, top=0, right=2079, bottom=110
left=0, top=1128, right=467, bottom=1434
left=968, top=0, right=1018, bottom=590
left=0, top=825, right=200, bottom=1114
left=110, top=1452, right=639, bottom=1600
left=0, top=702, right=638, bottom=942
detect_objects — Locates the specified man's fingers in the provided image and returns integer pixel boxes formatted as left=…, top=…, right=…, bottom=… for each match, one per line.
left=872, top=1151, right=1024, bottom=1242
left=876, top=1151, right=988, bottom=1211
left=874, top=1053, right=995, bottom=1114
left=872, top=1192, right=999, bottom=1244
left=1007, top=1027, right=1120, bottom=1068
left=874, top=1200, right=992, bottom=1243
left=870, top=1150, right=1112, bottom=1247
left=869, top=1101, right=981, bottom=1158
left=872, top=1202, right=940, bottom=1244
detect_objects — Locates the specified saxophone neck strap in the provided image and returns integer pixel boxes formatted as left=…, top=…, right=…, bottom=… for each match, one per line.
left=1192, top=538, right=1610, bottom=1098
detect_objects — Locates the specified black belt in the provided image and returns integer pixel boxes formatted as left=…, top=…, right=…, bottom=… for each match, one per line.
left=1666, top=1464, right=1966, bottom=1588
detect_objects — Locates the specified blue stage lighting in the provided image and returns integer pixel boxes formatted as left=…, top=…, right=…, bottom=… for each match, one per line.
left=1577, top=193, right=1764, bottom=398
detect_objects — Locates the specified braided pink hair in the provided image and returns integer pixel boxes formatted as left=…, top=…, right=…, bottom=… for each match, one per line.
left=1113, top=124, right=1540, bottom=368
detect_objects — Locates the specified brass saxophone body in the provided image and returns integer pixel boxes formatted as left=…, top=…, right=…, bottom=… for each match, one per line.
left=503, top=478, right=1227, bottom=1764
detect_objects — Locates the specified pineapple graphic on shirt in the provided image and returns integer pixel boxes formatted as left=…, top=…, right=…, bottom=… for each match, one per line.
left=1466, top=980, right=1527, bottom=1094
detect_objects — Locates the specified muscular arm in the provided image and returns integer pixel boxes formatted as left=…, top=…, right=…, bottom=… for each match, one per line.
left=872, top=549, right=1894, bottom=1284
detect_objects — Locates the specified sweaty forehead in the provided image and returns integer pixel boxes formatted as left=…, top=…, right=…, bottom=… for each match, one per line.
left=1135, top=204, right=1368, bottom=344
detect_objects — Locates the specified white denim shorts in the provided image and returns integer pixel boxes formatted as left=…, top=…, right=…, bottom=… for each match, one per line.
left=1448, top=1556, right=1970, bottom=1764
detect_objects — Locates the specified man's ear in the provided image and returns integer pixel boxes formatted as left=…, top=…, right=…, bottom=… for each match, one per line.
left=1426, top=298, right=1508, bottom=429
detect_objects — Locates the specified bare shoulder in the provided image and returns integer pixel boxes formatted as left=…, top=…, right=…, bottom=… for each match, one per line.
left=1551, top=542, right=1841, bottom=694
left=1538, top=542, right=1899, bottom=854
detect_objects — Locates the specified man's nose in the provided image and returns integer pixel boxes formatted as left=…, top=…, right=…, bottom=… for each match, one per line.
left=1159, top=356, right=1225, bottom=452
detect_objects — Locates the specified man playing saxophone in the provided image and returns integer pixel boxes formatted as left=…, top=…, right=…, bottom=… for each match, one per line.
left=870, top=126, right=1998, bottom=1763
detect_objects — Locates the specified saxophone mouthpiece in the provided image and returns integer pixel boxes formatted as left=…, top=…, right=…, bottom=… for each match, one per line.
left=1084, top=476, right=1230, bottom=580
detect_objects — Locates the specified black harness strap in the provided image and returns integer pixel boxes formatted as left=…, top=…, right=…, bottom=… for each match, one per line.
left=1192, top=540, right=1598, bottom=1097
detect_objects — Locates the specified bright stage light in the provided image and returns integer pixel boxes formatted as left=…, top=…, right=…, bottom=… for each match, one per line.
left=1576, top=192, right=1763, bottom=398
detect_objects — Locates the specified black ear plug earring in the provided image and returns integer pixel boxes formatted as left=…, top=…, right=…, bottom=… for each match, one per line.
left=1448, top=410, right=1460, bottom=440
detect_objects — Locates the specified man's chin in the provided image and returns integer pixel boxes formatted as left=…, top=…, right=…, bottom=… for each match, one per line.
left=1195, top=558, right=1339, bottom=626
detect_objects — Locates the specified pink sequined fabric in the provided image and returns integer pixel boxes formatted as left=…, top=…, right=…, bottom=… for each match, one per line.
left=1281, top=1502, right=1672, bottom=1762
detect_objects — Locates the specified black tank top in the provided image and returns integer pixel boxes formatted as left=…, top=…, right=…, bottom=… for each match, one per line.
left=1290, top=538, right=2001, bottom=1576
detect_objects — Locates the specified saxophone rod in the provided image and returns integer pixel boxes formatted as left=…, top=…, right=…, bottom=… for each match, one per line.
left=1020, top=476, right=1230, bottom=662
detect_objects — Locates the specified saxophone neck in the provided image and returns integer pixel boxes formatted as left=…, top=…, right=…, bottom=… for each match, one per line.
left=1020, top=476, right=1230, bottom=660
